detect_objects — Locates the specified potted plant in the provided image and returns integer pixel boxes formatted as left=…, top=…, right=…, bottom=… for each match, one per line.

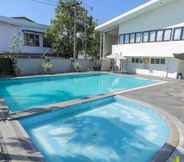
left=73, top=62, right=81, bottom=72
left=41, top=58, right=53, bottom=73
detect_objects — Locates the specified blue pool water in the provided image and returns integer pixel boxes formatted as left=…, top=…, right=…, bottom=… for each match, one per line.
left=20, top=96, right=170, bottom=162
left=0, top=73, right=156, bottom=112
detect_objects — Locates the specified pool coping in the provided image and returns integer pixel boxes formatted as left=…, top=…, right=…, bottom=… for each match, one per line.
left=0, top=94, right=183, bottom=162
left=4, top=72, right=167, bottom=120
left=116, top=96, right=181, bottom=162
left=0, top=72, right=182, bottom=162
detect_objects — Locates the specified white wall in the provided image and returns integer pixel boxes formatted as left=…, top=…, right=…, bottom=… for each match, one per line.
left=0, top=22, right=19, bottom=53
left=112, top=41, right=184, bottom=58
left=177, top=59, right=184, bottom=77
left=0, top=22, right=53, bottom=54
left=123, top=57, right=178, bottom=78
left=15, top=58, right=95, bottom=76
left=119, top=0, right=184, bottom=34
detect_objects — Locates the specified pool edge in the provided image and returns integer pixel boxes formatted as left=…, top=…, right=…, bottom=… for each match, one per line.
left=116, top=95, right=182, bottom=162
left=0, top=73, right=183, bottom=162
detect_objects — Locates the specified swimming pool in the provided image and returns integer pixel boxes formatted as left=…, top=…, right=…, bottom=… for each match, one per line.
left=20, top=96, right=170, bottom=162
left=0, top=73, right=156, bottom=112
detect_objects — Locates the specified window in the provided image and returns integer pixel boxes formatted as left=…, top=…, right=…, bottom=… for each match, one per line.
left=24, top=33, right=40, bottom=47
left=135, top=32, right=142, bottom=43
left=119, top=35, right=124, bottom=44
left=181, top=28, right=184, bottom=40
left=132, top=57, right=135, bottom=63
left=132, top=57, right=143, bottom=64
left=156, top=30, right=164, bottom=41
left=119, top=26, right=184, bottom=45
left=163, top=29, right=172, bottom=41
left=130, top=33, right=135, bottom=43
left=124, top=34, right=130, bottom=44
left=173, top=28, right=182, bottom=40
left=43, top=38, right=52, bottom=48
left=160, top=58, right=165, bottom=64
left=151, top=58, right=165, bottom=64
left=143, top=32, right=149, bottom=42
left=149, top=31, right=156, bottom=42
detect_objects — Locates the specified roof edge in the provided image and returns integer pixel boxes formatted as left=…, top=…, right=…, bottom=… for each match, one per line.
left=95, top=0, right=171, bottom=31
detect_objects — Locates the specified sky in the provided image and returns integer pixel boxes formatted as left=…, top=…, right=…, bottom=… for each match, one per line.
left=0, top=0, right=148, bottom=25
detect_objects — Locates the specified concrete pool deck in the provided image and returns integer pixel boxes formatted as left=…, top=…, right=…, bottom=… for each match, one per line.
left=0, top=73, right=184, bottom=162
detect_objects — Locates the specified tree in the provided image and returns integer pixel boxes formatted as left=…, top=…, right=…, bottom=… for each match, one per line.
left=45, top=0, right=100, bottom=58
left=9, top=34, right=23, bottom=54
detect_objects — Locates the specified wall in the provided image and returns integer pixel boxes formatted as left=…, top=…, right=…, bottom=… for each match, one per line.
left=0, top=22, right=19, bottom=53
left=101, top=59, right=111, bottom=71
left=20, top=28, right=53, bottom=54
left=123, top=57, right=178, bottom=78
left=0, top=22, right=53, bottom=54
left=119, top=0, right=184, bottom=34
left=15, top=58, right=95, bottom=76
left=112, top=41, right=184, bottom=58
left=177, top=59, right=184, bottom=77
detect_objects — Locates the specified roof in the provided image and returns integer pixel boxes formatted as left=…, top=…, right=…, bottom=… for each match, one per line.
left=0, top=16, right=48, bottom=31
left=96, top=0, right=174, bottom=31
left=12, top=17, right=35, bottom=23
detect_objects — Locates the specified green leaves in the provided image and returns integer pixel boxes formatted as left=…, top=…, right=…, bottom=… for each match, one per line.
left=45, top=0, right=100, bottom=58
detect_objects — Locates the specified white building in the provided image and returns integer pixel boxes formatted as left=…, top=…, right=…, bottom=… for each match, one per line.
left=96, top=0, right=184, bottom=79
left=0, top=16, right=52, bottom=55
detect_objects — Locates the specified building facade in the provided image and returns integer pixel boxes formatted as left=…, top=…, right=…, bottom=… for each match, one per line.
left=0, top=16, right=52, bottom=55
left=96, top=0, right=184, bottom=79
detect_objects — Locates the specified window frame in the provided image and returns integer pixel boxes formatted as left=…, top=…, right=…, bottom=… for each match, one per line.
left=131, top=57, right=143, bottom=64
left=124, top=33, right=130, bottom=44
left=173, top=27, right=182, bottom=41
left=43, top=37, right=52, bottom=48
left=142, top=31, right=150, bottom=43
left=119, top=34, right=124, bottom=44
left=151, top=58, right=166, bottom=65
left=181, top=27, right=184, bottom=40
left=135, top=32, right=142, bottom=43
left=149, top=30, right=157, bottom=42
left=156, top=30, right=164, bottom=42
left=129, top=33, right=135, bottom=44
left=24, top=32, right=40, bottom=47
left=163, top=29, right=172, bottom=41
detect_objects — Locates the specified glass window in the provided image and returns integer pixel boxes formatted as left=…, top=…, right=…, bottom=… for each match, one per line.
left=119, top=35, right=124, bottom=44
left=135, top=32, right=142, bottom=43
left=132, top=58, right=135, bottom=63
left=139, top=58, right=143, bottom=64
left=124, top=34, right=130, bottom=44
left=24, top=33, right=40, bottom=47
left=181, top=28, right=184, bottom=40
left=160, top=58, right=165, bottom=64
left=151, top=58, right=155, bottom=64
left=156, top=30, right=164, bottom=41
left=163, top=29, right=172, bottom=41
left=173, top=28, right=182, bottom=40
left=132, top=57, right=143, bottom=64
left=143, top=32, right=149, bottom=42
left=130, top=33, right=135, bottom=43
left=135, top=58, right=139, bottom=63
left=43, top=37, right=52, bottom=48
left=149, top=31, right=156, bottom=42
left=155, top=58, right=160, bottom=64
left=151, top=58, right=165, bottom=64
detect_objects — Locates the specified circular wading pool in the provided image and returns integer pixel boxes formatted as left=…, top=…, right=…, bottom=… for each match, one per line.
left=20, top=96, right=171, bottom=162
